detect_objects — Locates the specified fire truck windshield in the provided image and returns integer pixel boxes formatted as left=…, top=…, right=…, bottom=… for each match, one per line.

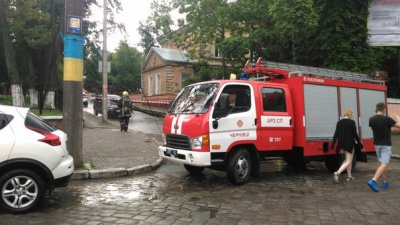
left=169, top=83, right=219, bottom=114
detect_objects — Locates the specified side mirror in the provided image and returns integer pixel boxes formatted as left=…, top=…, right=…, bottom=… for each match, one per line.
left=218, top=93, right=230, bottom=111
left=213, top=120, right=218, bottom=129
left=212, top=93, right=231, bottom=122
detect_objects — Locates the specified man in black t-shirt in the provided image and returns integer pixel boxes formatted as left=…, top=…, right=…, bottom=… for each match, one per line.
left=367, top=102, right=400, bottom=192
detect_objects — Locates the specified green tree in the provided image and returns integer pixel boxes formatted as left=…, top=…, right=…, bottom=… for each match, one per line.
left=313, top=1, right=395, bottom=72
left=172, top=0, right=233, bottom=77
left=267, top=0, right=319, bottom=64
left=109, top=42, right=143, bottom=94
left=0, top=0, right=125, bottom=109
left=138, top=0, right=174, bottom=56
left=139, top=0, right=399, bottom=95
left=83, top=39, right=103, bottom=94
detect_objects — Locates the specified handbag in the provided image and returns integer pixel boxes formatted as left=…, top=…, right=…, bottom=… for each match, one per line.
left=354, top=141, right=367, bottom=162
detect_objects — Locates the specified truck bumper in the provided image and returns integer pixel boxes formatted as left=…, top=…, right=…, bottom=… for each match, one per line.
left=158, top=146, right=211, bottom=167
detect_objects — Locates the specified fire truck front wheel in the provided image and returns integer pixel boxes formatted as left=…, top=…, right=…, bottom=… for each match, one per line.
left=184, top=164, right=205, bottom=174
left=226, top=148, right=252, bottom=185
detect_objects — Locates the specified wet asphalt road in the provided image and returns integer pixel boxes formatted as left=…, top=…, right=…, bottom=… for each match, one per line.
left=2, top=104, right=400, bottom=224
left=2, top=156, right=400, bottom=224
left=84, top=102, right=164, bottom=142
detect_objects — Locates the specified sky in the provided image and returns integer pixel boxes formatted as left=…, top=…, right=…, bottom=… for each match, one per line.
left=91, top=0, right=181, bottom=53
left=91, top=0, right=152, bottom=52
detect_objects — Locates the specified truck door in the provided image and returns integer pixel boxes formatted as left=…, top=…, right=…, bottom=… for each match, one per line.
left=210, top=84, right=257, bottom=152
left=258, top=85, right=293, bottom=150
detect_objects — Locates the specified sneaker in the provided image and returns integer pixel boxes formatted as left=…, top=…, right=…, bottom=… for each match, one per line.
left=333, top=172, right=339, bottom=183
left=381, top=182, right=389, bottom=190
left=368, top=180, right=379, bottom=192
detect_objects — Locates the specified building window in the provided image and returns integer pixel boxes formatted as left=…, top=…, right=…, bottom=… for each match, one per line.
left=180, top=74, right=190, bottom=89
left=156, top=74, right=161, bottom=94
left=148, top=76, right=153, bottom=96
left=214, top=48, right=222, bottom=58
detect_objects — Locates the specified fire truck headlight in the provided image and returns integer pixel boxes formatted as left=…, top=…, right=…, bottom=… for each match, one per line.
left=190, top=135, right=209, bottom=150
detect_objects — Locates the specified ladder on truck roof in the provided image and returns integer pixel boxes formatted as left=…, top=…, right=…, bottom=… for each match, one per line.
left=243, top=57, right=385, bottom=85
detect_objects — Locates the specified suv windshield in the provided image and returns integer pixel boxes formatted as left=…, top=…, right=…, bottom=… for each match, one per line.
left=169, top=83, right=219, bottom=114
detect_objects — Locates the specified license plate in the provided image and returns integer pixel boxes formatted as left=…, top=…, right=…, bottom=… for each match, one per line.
left=166, top=148, right=177, bottom=156
left=116, top=110, right=120, bottom=112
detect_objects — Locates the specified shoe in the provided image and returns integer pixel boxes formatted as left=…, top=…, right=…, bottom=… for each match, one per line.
left=367, top=180, right=379, bottom=192
left=333, top=172, right=339, bottom=183
left=346, top=177, right=355, bottom=182
left=381, top=182, right=389, bottom=190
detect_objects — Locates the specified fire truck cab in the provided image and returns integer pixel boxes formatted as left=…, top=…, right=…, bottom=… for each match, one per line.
left=158, top=57, right=386, bottom=185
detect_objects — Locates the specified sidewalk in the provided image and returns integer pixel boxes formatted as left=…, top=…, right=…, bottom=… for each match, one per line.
left=71, top=104, right=168, bottom=180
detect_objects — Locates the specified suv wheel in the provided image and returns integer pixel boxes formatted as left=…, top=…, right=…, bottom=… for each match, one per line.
left=0, top=169, right=45, bottom=214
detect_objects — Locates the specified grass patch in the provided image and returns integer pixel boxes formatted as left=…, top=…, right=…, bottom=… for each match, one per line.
left=1, top=94, right=63, bottom=116
left=82, top=160, right=95, bottom=170
left=30, top=108, right=63, bottom=116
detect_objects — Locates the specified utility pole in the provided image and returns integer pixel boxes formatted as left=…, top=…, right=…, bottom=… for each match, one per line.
left=63, top=0, right=84, bottom=167
left=102, top=0, right=108, bottom=122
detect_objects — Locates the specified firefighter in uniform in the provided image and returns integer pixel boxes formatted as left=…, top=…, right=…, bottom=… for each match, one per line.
left=118, top=91, right=133, bottom=131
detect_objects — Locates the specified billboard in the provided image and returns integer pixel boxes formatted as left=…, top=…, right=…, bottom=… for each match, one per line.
left=367, top=0, right=400, bottom=46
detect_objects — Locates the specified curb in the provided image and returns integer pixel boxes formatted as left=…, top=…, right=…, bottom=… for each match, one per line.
left=392, top=153, right=400, bottom=159
left=74, top=108, right=164, bottom=180
left=71, top=157, right=164, bottom=180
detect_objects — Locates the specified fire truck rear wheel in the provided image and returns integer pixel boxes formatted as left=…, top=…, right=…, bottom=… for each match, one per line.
left=325, top=153, right=357, bottom=173
left=226, top=148, right=252, bottom=185
left=184, top=164, right=205, bottom=174
left=324, top=155, right=341, bottom=172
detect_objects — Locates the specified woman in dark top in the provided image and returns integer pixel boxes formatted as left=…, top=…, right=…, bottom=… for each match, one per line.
left=331, top=108, right=363, bottom=183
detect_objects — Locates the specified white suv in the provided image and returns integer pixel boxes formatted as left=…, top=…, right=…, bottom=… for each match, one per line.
left=0, top=105, right=74, bottom=214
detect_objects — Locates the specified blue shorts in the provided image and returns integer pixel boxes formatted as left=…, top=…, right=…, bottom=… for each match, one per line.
left=374, top=145, right=392, bottom=164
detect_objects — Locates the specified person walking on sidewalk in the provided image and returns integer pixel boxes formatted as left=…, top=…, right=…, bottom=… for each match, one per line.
left=118, top=91, right=133, bottom=132
left=331, top=108, right=363, bottom=183
left=368, top=102, right=400, bottom=192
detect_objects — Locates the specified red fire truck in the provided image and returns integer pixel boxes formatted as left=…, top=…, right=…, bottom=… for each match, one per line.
left=158, top=57, right=387, bottom=185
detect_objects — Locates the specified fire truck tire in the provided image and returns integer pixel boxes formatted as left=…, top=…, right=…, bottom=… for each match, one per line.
left=184, top=164, right=205, bottom=174
left=282, top=154, right=305, bottom=166
left=325, top=153, right=357, bottom=173
left=226, top=148, right=252, bottom=185
left=324, top=155, right=341, bottom=172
